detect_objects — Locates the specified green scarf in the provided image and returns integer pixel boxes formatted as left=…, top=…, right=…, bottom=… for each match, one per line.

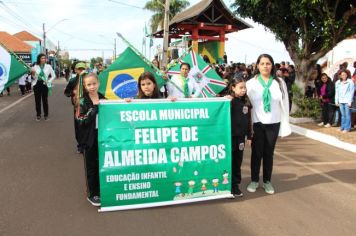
left=38, top=65, right=46, bottom=81
left=257, top=75, right=273, bottom=112
left=180, top=75, right=190, bottom=98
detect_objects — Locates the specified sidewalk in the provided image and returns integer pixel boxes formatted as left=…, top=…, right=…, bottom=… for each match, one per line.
left=291, top=121, right=356, bottom=153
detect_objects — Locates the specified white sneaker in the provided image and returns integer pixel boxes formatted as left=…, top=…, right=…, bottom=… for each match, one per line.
left=324, top=123, right=331, bottom=128
left=317, top=122, right=324, bottom=126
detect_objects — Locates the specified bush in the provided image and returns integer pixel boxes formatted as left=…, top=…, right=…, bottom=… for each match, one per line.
left=291, top=84, right=321, bottom=119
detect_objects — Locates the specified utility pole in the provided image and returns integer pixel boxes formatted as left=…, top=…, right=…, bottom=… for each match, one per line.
left=43, top=23, right=46, bottom=55
left=161, top=0, right=170, bottom=68
left=57, top=41, right=61, bottom=78
left=114, top=38, right=116, bottom=60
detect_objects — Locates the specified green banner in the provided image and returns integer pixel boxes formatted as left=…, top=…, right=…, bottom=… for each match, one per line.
left=98, top=98, right=232, bottom=211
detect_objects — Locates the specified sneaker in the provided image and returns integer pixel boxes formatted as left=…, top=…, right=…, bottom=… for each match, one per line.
left=44, top=116, right=49, bottom=121
left=342, top=130, right=349, bottom=133
left=76, top=147, right=84, bottom=154
left=317, top=122, right=324, bottom=126
left=331, top=123, right=338, bottom=127
left=324, top=123, right=331, bottom=128
left=232, top=185, right=243, bottom=197
left=87, top=196, right=101, bottom=206
left=247, top=181, right=259, bottom=192
left=36, top=116, right=41, bottom=121
left=263, top=181, right=275, bottom=194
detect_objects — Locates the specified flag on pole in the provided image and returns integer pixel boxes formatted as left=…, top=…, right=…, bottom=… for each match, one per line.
left=98, top=47, right=165, bottom=99
left=0, top=44, right=29, bottom=93
left=167, top=50, right=226, bottom=97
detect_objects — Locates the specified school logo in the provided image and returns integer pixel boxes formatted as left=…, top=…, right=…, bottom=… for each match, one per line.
left=243, top=106, right=248, bottom=114
left=105, top=68, right=144, bottom=99
left=0, top=63, right=8, bottom=88
left=239, top=142, right=245, bottom=151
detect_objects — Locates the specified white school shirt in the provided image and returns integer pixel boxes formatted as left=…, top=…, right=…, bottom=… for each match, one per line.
left=18, top=74, right=27, bottom=85
left=246, top=76, right=291, bottom=137
left=31, top=64, right=56, bottom=86
left=166, top=74, right=201, bottom=98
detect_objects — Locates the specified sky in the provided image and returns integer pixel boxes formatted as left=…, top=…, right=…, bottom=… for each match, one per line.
left=1, top=0, right=296, bottom=64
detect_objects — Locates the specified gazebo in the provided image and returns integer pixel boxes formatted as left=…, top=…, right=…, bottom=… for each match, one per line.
left=153, top=0, right=251, bottom=63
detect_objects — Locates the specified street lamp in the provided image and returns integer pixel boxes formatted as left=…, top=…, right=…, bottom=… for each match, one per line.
left=43, top=19, right=69, bottom=55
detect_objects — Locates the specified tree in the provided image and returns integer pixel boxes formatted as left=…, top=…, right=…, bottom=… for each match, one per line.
left=144, top=0, right=190, bottom=33
left=231, top=0, right=356, bottom=84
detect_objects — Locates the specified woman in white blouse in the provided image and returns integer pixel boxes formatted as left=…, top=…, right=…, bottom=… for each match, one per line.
left=246, top=54, right=291, bottom=194
left=32, top=53, right=56, bottom=121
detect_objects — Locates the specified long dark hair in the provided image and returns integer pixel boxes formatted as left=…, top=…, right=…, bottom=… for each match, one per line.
left=36, top=53, right=46, bottom=65
left=255, top=53, right=284, bottom=98
left=228, top=75, right=251, bottom=107
left=137, top=71, right=160, bottom=99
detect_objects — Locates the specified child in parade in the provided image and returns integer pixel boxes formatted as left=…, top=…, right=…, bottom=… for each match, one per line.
left=317, top=73, right=335, bottom=128
left=76, top=73, right=105, bottom=206
left=225, top=75, right=252, bottom=197
left=335, top=69, right=354, bottom=133
left=137, top=71, right=162, bottom=99
left=18, top=74, right=27, bottom=96
left=64, top=62, right=87, bottom=154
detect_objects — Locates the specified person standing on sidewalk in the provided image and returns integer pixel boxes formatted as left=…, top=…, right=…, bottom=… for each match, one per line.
left=246, top=54, right=291, bottom=195
left=32, top=53, right=56, bottom=121
left=335, top=69, right=354, bottom=133
left=317, top=73, right=334, bottom=128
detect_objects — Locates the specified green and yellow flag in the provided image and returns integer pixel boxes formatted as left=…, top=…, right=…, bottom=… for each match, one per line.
left=99, top=47, right=164, bottom=99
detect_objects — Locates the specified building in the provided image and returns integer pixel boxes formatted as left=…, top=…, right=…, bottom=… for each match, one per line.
left=0, top=31, right=33, bottom=64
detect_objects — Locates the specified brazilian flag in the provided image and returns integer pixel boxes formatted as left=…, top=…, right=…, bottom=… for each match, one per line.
left=99, top=47, right=164, bottom=99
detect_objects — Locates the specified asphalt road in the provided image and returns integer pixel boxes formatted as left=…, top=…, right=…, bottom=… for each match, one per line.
left=0, top=79, right=355, bottom=236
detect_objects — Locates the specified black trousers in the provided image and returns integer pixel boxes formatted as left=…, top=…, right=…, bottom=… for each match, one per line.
left=321, top=103, right=333, bottom=125
left=251, top=122, right=280, bottom=183
left=33, top=81, right=48, bottom=117
left=84, top=141, right=100, bottom=198
left=73, top=110, right=84, bottom=150
left=231, top=136, right=245, bottom=186
left=19, top=85, right=26, bottom=95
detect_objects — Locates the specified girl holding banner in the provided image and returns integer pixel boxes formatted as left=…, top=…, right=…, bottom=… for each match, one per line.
left=32, top=53, right=56, bottom=121
left=76, top=73, right=105, bottom=207
left=246, top=54, right=291, bottom=195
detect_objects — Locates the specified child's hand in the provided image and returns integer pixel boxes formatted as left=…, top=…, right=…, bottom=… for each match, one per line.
left=168, top=96, right=177, bottom=102
left=124, top=98, right=132, bottom=103
left=246, top=139, right=252, bottom=146
left=224, top=95, right=233, bottom=100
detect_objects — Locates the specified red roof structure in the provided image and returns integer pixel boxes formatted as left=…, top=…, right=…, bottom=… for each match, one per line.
left=0, top=31, right=33, bottom=53
left=13, top=31, right=41, bottom=42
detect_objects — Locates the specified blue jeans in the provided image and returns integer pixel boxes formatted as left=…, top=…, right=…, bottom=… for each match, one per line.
left=339, top=103, right=351, bottom=131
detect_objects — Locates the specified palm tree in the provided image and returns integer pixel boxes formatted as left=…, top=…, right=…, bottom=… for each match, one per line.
left=144, top=0, right=190, bottom=33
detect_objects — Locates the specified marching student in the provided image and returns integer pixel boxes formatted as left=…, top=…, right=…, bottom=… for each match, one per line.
left=225, top=74, right=252, bottom=197
left=18, top=73, right=27, bottom=96
left=166, top=63, right=202, bottom=98
left=137, top=71, right=162, bottom=99
left=32, top=53, right=56, bottom=121
left=246, top=54, right=291, bottom=195
left=76, top=73, right=105, bottom=206
left=64, top=62, right=87, bottom=154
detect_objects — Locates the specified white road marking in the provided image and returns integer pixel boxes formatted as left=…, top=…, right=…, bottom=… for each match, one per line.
left=0, top=92, right=32, bottom=114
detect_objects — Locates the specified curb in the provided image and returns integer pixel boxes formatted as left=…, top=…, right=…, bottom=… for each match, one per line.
left=290, top=124, right=356, bottom=153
